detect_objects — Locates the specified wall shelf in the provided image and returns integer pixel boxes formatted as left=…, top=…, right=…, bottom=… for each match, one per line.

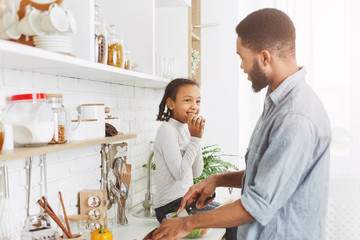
left=0, top=40, right=170, bottom=89
left=156, top=0, right=191, bottom=8
left=0, top=134, right=136, bottom=162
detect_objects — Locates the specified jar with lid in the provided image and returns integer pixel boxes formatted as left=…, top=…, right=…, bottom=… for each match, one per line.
left=4, top=93, right=54, bottom=147
left=0, top=121, right=4, bottom=152
left=94, top=5, right=108, bottom=64
left=107, top=24, right=125, bottom=68
left=68, top=215, right=90, bottom=240
left=124, top=46, right=132, bottom=70
left=46, top=94, right=67, bottom=144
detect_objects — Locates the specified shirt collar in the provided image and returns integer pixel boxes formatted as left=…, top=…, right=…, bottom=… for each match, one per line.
left=268, top=67, right=306, bottom=106
left=168, top=117, right=186, bottom=128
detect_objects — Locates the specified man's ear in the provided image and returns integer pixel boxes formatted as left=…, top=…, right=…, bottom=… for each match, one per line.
left=259, top=49, right=271, bottom=66
left=166, top=97, right=174, bottom=110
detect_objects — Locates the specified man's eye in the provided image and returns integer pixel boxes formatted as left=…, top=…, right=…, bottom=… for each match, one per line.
left=185, top=99, right=191, bottom=102
left=196, top=100, right=201, bottom=104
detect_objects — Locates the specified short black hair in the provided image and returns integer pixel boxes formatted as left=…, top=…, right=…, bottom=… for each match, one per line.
left=236, top=8, right=296, bottom=58
left=156, top=78, right=199, bottom=121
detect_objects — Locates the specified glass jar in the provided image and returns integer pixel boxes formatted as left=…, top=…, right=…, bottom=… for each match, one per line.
left=94, top=5, right=108, bottom=64
left=124, top=46, right=132, bottom=70
left=68, top=215, right=90, bottom=240
left=0, top=122, right=4, bottom=152
left=4, top=93, right=54, bottom=147
left=46, top=94, right=67, bottom=144
left=107, top=24, right=124, bottom=68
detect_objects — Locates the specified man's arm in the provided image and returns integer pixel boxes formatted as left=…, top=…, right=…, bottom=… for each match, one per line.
left=179, top=170, right=245, bottom=211
left=152, top=199, right=254, bottom=240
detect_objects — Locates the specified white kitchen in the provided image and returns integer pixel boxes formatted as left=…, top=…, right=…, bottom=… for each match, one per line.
left=0, top=0, right=359, bottom=239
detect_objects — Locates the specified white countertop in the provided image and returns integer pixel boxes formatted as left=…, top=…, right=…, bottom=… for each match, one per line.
left=110, top=187, right=241, bottom=240
left=110, top=205, right=225, bottom=240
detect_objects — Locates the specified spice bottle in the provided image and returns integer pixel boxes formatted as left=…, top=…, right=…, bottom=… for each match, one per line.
left=94, top=5, right=108, bottom=64
left=107, top=24, right=125, bottom=68
left=47, top=94, right=67, bottom=144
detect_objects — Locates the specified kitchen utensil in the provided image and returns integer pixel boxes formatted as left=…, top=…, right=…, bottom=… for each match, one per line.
left=22, top=157, right=56, bottom=240
left=0, top=164, right=21, bottom=240
left=119, top=182, right=128, bottom=224
left=59, top=191, right=73, bottom=237
left=171, top=192, right=216, bottom=218
left=119, top=163, right=131, bottom=225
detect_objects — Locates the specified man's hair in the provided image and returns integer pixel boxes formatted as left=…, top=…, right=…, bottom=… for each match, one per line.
left=236, top=8, right=296, bottom=58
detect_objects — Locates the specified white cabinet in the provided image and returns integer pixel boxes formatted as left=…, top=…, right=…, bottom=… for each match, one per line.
left=0, top=0, right=192, bottom=89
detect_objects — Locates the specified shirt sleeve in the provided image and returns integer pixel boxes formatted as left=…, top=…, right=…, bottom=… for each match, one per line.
left=157, top=126, right=202, bottom=180
left=241, top=113, right=317, bottom=226
left=192, top=139, right=204, bottom=178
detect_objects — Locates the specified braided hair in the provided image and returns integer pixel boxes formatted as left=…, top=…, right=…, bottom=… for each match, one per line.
left=157, top=78, right=199, bottom=121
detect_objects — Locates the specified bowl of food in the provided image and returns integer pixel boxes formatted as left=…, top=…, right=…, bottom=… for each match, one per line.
left=165, top=212, right=209, bottom=239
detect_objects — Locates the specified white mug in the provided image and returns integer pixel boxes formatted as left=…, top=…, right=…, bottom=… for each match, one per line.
left=41, top=3, right=69, bottom=33
left=18, top=5, right=44, bottom=37
left=0, top=0, right=17, bottom=33
left=0, top=17, right=21, bottom=40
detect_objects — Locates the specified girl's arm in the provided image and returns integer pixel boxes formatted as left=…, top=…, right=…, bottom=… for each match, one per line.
left=157, top=126, right=201, bottom=180
left=192, top=142, right=203, bottom=178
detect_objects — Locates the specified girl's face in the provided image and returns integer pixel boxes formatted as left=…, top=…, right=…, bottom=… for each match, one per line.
left=167, top=84, right=201, bottom=123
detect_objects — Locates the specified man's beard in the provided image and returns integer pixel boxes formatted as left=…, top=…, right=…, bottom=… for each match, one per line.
left=250, top=60, right=270, bottom=93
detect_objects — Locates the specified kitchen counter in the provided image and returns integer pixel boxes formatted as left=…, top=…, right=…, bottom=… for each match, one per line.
left=111, top=205, right=225, bottom=240
left=111, top=187, right=241, bottom=240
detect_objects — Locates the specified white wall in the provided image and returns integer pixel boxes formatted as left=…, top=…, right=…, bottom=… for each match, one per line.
left=201, top=0, right=242, bottom=167
left=0, top=68, right=163, bottom=238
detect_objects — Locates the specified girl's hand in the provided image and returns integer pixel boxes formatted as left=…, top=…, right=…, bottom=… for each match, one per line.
left=188, top=115, right=205, bottom=138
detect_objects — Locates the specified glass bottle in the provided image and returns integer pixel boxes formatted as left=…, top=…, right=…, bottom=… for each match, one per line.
left=46, top=94, right=67, bottom=144
left=94, top=5, right=108, bottom=64
left=107, top=24, right=125, bottom=68
left=124, top=46, right=132, bottom=70
left=0, top=121, right=4, bottom=152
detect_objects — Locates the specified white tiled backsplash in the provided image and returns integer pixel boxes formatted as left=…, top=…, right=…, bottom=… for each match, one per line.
left=0, top=68, right=163, bottom=237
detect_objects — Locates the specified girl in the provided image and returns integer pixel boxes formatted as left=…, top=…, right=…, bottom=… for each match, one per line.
left=153, top=78, right=238, bottom=240
left=153, top=78, right=205, bottom=222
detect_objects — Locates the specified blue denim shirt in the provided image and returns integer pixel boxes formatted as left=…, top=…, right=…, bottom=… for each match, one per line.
left=238, top=67, right=331, bottom=240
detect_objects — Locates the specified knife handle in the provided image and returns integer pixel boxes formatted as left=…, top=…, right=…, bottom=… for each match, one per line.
left=185, top=192, right=216, bottom=212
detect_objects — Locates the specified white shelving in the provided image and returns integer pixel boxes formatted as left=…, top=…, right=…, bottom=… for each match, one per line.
left=0, top=40, right=170, bottom=89
left=156, top=0, right=191, bottom=8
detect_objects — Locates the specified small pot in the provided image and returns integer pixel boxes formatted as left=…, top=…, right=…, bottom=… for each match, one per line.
left=59, top=234, right=82, bottom=239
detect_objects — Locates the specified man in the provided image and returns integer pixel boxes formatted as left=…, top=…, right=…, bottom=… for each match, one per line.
left=152, top=8, right=331, bottom=240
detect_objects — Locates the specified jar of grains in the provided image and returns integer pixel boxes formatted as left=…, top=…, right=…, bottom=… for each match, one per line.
left=107, top=24, right=125, bottom=68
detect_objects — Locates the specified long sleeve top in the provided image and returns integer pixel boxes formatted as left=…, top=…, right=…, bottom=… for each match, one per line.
left=238, top=67, right=331, bottom=240
left=153, top=118, right=203, bottom=208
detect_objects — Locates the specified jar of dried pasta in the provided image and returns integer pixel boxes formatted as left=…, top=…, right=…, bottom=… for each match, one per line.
left=107, top=24, right=125, bottom=68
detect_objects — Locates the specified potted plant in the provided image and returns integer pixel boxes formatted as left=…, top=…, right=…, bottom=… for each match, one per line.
left=194, top=144, right=237, bottom=184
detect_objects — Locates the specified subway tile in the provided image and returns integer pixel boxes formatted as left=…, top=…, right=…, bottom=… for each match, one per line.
left=33, top=72, right=58, bottom=89
left=58, top=76, right=79, bottom=91
left=3, top=69, right=33, bottom=88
